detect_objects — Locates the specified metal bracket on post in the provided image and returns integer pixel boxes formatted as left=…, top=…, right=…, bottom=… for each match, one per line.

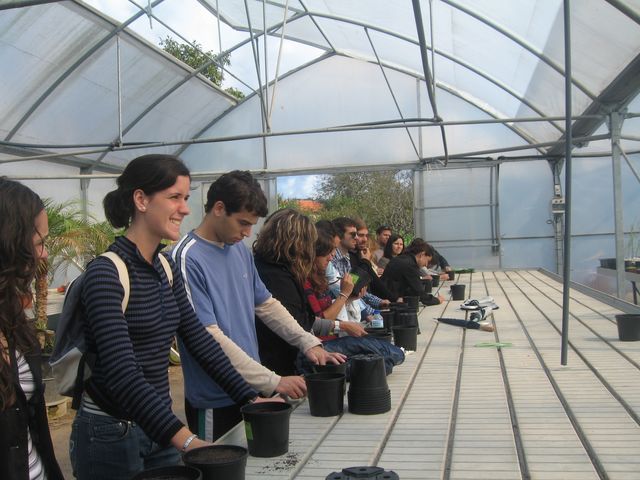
left=550, top=161, right=565, bottom=274
left=80, top=167, right=91, bottom=221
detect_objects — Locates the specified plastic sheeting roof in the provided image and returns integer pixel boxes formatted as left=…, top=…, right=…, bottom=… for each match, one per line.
left=1, top=0, right=639, bottom=176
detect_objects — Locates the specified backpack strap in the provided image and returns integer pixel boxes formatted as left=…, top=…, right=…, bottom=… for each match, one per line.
left=100, top=251, right=130, bottom=312
left=158, top=253, right=173, bottom=287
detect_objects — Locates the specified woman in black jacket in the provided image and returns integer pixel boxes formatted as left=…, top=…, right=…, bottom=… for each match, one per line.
left=253, top=208, right=318, bottom=376
left=0, top=178, right=64, bottom=480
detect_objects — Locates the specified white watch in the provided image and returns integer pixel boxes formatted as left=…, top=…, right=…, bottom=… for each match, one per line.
left=334, top=320, right=340, bottom=332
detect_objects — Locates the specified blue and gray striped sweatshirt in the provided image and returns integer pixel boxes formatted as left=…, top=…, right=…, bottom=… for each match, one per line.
left=80, top=236, right=257, bottom=445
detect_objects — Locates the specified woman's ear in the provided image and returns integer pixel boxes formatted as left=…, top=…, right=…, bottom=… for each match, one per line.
left=133, top=189, right=149, bottom=213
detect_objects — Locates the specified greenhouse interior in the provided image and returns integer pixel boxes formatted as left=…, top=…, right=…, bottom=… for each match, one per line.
left=2, top=0, right=639, bottom=300
left=3, top=1, right=640, bottom=479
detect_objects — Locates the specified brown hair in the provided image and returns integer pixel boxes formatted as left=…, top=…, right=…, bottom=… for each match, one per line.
left=253, top=208, right=317, bottom=287
left=309, top=230, right=335, bottom=293
left=0, top=178, right=43, bottom=410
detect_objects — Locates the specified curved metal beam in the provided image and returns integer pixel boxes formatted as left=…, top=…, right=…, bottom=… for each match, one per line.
left=5, top=0, right=167, bottom=142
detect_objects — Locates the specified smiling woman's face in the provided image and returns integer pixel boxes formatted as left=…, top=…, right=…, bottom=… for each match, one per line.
left=392, top=238, right=404, bottom=256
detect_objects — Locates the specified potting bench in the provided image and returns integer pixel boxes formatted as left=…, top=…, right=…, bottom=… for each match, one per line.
left=217, top=269, right=640, bottom=479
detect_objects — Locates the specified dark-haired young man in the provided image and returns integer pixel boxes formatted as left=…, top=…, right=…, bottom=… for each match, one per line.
left=372, top=225, right=392, bottom=265
left=171, top=171, right=343, bottom=441
left=382, top=238, right=444, bottom=306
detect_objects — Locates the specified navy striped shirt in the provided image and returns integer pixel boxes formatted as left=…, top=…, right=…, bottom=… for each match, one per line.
left=81, top=236, right=257, bottom=445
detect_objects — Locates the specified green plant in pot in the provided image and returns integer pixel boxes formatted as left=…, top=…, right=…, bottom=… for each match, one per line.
left=33, top=199, right=118, bottom=352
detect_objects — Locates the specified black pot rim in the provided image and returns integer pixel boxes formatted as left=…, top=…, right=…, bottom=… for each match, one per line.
left=240, top=401, right=292, bottom=415
left=305, top=372, right=346, bottom=382
left=183, top=444, right=248, bottom=466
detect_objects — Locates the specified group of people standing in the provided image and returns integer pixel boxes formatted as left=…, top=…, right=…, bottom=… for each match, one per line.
left=0, top=153, right=451, bottom=480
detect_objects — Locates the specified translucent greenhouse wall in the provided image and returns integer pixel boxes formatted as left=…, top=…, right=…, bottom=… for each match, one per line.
left=417, top=151, right=640, bottom=303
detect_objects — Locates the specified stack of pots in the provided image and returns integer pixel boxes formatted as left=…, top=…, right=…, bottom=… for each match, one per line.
left=390, top=302, right=418, bottom=351
left=347, top=354, right=390, bottom=415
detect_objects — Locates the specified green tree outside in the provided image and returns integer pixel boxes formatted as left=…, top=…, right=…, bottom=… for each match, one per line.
left=278, top=171, right=414, bottom=238
left=160, top=36, right=244, bottom=100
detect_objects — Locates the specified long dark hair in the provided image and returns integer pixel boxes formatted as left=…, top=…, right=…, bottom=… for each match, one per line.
left=0, top=178, right=44, bottom=410
left=383, top=234, right=404, bottom=260
left=103, top=154, right=190, bottom=229
left=253, top=208, right=317, bottom=287
left=309, top=230, right=335, bottom=293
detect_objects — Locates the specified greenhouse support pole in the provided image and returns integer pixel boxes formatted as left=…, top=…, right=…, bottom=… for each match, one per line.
left=610, top=111, right=626, bottom=297
left=561, top=0, right=572, bottom=366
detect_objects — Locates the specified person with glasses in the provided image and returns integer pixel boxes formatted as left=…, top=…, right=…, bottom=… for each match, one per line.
left=0, top=178, right=64, bottom=480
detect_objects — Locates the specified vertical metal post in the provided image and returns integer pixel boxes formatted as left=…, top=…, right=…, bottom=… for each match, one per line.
left=560, top=0, right=572, bottom=366
left=610, top=111, right=626, bottom=297
left=116, top=35, right=123, bottom=147
left=413, top=168, right=425, bottom=238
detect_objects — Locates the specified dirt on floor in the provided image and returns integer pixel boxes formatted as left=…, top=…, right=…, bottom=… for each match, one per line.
left=49, top=365, right=186, bottom=479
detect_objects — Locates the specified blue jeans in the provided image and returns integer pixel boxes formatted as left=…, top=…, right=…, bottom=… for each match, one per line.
left=70, top=407, right=180, bottom=480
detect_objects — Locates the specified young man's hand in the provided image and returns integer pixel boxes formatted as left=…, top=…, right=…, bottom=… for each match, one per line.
left=275, top=375, right=306, bottom=399
left=305, top=345, right=346, bottom=365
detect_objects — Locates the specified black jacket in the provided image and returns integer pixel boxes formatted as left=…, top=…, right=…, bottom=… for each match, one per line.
left=381, top=254, right=440, bottom=306
left=0, top=343, right=64, bottom=480
left=349, top=251, right=397, bottom=301
left=254, top=255, right=314, bottom=376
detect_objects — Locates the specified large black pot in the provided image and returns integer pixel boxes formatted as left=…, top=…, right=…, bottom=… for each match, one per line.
left=615, top=314, right=640, bottom=341
left=183, top=445, right=247, bottom=480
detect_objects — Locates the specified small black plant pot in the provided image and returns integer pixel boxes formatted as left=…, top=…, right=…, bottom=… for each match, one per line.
left=404, top=296, right=420, bottom=311
left=431, top=275, right=440, bottom=287
left=313, top=362, right=348, bottom=375
left=305, top=372, right=346, bottom=417
left=183, top=445, right=247, bottom=480
left=348, top=354, right=387, bottom=390
left=131, top=465, right=202, bottom=480
left=599, top=258, right=616, bottom=269
left=615, top=314, right=640, bottom=341
left=394, top=311, right=418, bottom=328
left=240, top=401, right=292, bottom=457
left=450, top=284, right=466, bottom=301
left=381, top=310, right=395, bottom=331
left=393, top=326, right=418, bottom=351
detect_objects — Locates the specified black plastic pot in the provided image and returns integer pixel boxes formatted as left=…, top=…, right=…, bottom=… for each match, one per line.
left=599, top=258, right=616, bottom=269
left=450, top=284, right=466, bottom=301
left=615, top=314, right=640, bottom=341
left=404, top=295, right=420, bottom=311
left=305, top=372, right=346, bottom=417
left=380, top=310, right=395, bottom=331
left=348, top=385, right=391, bottom=415
left=431, top=275, right=440, bottom=287
left=131, top=465, right=202, bottom=480
left=365, top=330, right=393, bottom=343
left=313, top=362, right=348, bottom=375
left=348, top=354, right=388, bottom=391
left=240, top=401, right=292, bottom=457
left=393, top=326, right=418, bottom=351
left=421, top=278, right=432, bottom=293
left=394, top=311, right=418, bottom=328
left=448, top=271, right=455, bottom=281
left=183, top=445, right=247, bottom=480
